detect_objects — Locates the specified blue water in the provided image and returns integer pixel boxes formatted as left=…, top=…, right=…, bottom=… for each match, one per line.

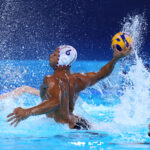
left=0, top=60, right=150, bottom=150
left=0, top=14, right=150, bottom=150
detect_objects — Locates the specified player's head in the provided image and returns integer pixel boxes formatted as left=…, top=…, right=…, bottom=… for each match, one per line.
left=49, top=45, right=77, bottom=69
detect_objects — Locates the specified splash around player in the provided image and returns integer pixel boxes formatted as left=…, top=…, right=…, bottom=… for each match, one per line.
left=3, top=43, right=132, bottom=129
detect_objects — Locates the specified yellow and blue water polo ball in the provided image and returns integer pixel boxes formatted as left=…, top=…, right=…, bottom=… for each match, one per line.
left=111, top=32, right=133, bottom=51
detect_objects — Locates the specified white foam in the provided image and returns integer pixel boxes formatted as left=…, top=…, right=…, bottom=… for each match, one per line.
left=113, top=14, right=150, bottom=126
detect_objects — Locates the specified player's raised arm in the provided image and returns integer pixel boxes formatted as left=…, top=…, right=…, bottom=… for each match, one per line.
left=74, top=44, right=132, bottom=92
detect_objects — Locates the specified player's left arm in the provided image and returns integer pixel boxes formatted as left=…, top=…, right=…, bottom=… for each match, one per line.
left=89, top=44, right=132, bottom=83
left=97, top=43, right=132, bottom=78
left=75, top=44, right=132, bottom=91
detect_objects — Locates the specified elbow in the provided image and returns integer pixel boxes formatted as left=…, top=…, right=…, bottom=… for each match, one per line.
left=46, top=100, right=60, bottom=113
left=53, top=102, right=60, bottom=110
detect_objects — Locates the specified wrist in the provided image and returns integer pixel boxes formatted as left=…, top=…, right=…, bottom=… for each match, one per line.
left=112, top=56, right=119, bottom=62
left=26, top=108, right=32, bottom=116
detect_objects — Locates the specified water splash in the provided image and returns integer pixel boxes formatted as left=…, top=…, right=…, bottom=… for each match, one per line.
left=0, top=0, right=21, bottom=59
left=122, top=14, right=147, bottom=60
left=0, top=93, right=69, bottom=137
left=0, top=13, right=149, bottom=143
left=114, top=14, right=150, bottom=125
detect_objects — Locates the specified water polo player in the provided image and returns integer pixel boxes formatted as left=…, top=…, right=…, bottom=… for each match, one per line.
left=4, top=44, right=132, bottom=129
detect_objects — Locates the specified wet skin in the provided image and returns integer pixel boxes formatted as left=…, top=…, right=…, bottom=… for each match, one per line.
left=7, top=44, right=132, bottom=128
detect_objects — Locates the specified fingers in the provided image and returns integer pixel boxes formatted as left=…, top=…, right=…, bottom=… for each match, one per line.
left=113, top=42, right=133, bottom=59
left=123, top=42, right=133, bottom=51
left=10, top=118, right=19, bottom=126
left=114, top=44, right=117, bottom=50
left=7, top=107, right=20, bottom=117
left=129, top=44, right=133, bottom=51
left=114, top=44, right=120, bottom=53
left=7, top=107, right=25, bottom=127
left=128, top=43, right=133, bottom=51
left=7, top=112, right=21, bottom=127
left=126, top=45, right=133, bottom=54
left=7, top=113, right=14, bottom=118
left=8, top=116, right=21, bottom=127
left=7, top=116, right=16, bottom=122
left=122, top=43, right=133, bottom=56
left=14, top=120, right=20, bottom=127
left=122, top=49, right=130, bottom=56
left=123, top=42, right=127, bottom=50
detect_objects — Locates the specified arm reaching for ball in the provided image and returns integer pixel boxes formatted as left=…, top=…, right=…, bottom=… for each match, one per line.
left=74, top=43, right=133, bottom=92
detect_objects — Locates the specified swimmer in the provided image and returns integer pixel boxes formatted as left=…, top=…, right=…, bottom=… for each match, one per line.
left=3, top=44, right=132, bottom=129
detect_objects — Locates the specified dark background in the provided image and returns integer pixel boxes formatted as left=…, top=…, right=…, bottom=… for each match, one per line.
left=0, top=0, right=149, bottom=60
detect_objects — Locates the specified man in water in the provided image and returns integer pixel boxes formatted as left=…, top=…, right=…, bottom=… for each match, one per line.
left=3, top=44, right=132, bottom=129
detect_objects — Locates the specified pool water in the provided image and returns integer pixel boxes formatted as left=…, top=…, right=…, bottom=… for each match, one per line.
left=0, top=14, right=150, bottom=150
left=0, top=59, right=150, bottom=150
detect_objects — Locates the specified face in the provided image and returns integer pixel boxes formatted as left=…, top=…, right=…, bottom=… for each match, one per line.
left=49, top=48, right=59, bottom=68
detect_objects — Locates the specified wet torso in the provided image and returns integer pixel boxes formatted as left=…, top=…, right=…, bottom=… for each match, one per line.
left=40, top=71, right=80, bottom=128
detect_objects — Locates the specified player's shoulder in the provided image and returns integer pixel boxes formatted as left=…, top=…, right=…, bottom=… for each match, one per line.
left=43, top=75, right=58, bottom=85
left=72, top=73, right=87, bottom=78
left=71, top=73, right=88, bottom=82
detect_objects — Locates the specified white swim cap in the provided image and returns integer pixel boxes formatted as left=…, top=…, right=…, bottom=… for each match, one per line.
left=56, top=45, right=77, bottom=67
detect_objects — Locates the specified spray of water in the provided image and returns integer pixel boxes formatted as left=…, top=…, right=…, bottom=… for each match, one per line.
left=0, top=12, right=149, bottom=141
left=114, top=14, right=150, bottom=125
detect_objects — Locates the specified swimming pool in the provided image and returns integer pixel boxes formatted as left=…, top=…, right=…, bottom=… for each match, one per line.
left=0, top=13, right=150, bottom=150
left=0, top=59, right=150, bottom=150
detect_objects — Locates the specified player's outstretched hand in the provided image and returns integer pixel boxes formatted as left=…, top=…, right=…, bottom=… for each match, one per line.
left=7, top=107, right=30, bottom=127
left=113, top=43, right=133, bottom=59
